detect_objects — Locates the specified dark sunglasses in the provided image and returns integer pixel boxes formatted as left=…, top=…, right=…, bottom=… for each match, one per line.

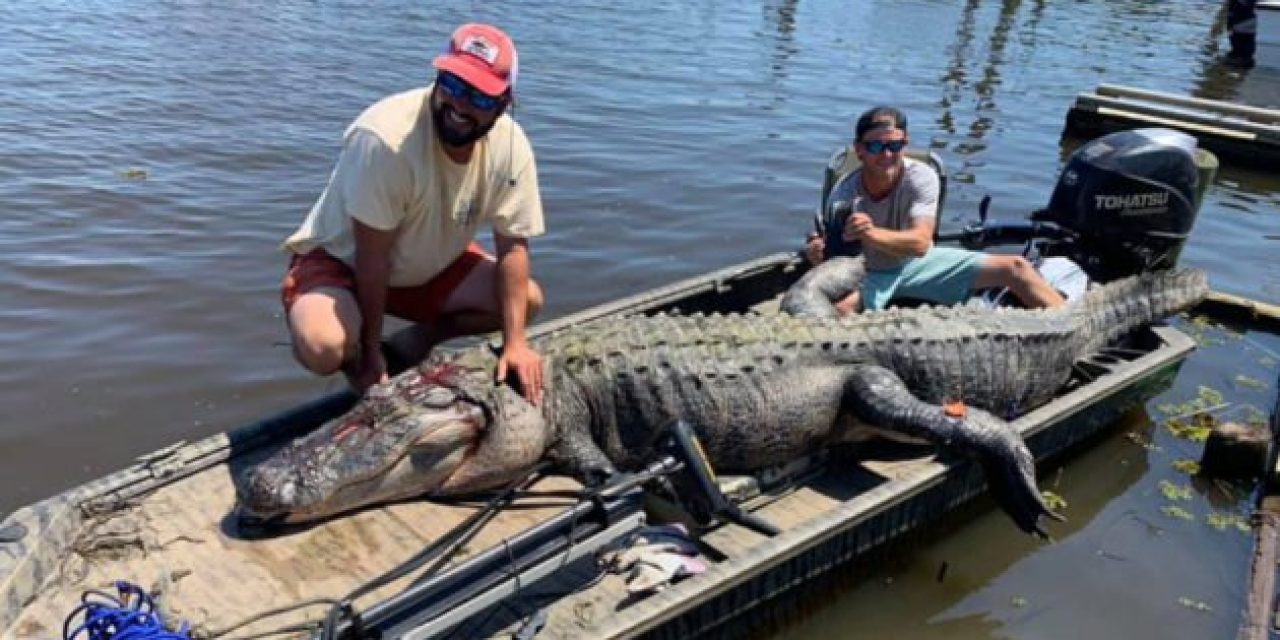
left=436, top=73, right=503, bottom=111
left=861, top=139, right=907, bottom=155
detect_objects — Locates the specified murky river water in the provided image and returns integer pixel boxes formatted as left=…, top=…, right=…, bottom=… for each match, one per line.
left=3, top=0, right=1279, bottom=637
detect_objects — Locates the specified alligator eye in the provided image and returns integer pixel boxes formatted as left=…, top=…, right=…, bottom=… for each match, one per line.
left=422, top=386, right=458, bottom=408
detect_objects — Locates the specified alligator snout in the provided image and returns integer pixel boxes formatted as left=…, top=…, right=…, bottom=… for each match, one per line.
left=236, top=394, right=487, bottom=524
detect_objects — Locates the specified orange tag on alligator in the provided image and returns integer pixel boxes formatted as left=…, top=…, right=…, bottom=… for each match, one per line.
left=943, top=401, right=967, bottom=418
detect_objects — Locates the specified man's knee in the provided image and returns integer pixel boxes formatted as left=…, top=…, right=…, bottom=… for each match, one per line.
left=1000, top=256, right=1038, bottom=284
left=290, top=326, right=352, bottom=375
left=1010, top=255, right=1036, bottom=276
left=288, top=307, right=355, bottom=375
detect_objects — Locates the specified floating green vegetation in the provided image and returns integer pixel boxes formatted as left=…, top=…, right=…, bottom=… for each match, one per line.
left=1159, top=385, right=1229, bottom=441
left=1010, top=596, right=1029, bottom=608
left=1171, top=459, right=1201, bottom=475
left=1165, top=415, right=1214, bottom=442
left=118, top=168, right=148, bottom=180
left=1189, top=315, right=1217, bottom=330
left=1156, top=385, right=1226, bottom=418
left=1184, top=315, right=1227, bottom=346
left=1159, top=480, right=1194, bottom=501
left=1262, top=356, right=1277, bottom=368
left=1234, top=374, right=1268, bottom=391
left=1176, top=597, right=1212, bottom=612
left=1041, top=491, right=1068, bottom=511
left=1161, top=505, right=1195, bottom=520
left=1197, top=385, right=1225, bottom=406
left=1205, top=512, right=1250, bottom=533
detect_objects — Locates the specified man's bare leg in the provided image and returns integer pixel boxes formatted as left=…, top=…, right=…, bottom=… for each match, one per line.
left=287, top=286, right=361, bottom=375
left=974, top=255, right=1065, bottom=309
left=382, top=311, right=502, bottom=369
left=383, top=257, right=545, bottom=369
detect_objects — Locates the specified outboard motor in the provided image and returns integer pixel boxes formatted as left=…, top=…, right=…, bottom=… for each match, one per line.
left=1032, top=128, right=1208, bottom=283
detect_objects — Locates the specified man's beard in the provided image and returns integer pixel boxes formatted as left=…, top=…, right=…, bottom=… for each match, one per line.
left=433, top=104, right=498, bottom=148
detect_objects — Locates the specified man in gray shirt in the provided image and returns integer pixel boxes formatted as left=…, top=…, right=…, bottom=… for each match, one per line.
left=805, top=106, right=1064, bottom=314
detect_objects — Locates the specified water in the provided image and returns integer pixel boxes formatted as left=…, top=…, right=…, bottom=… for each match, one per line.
left=2, top=0, right=1278, bottom=637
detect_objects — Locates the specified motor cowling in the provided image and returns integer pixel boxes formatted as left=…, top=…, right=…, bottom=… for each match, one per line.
left=1033, top=128, right=1204, bottom=283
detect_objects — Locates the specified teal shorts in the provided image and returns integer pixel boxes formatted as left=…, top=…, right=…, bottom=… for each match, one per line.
left=862, top=247, right=984, bottom=311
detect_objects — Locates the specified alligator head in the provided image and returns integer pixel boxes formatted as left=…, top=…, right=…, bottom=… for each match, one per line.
left=237, top=355, right=551, bottom=524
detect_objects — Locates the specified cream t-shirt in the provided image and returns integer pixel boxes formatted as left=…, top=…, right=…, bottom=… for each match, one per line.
left=283, top=86, right=544, bottom=287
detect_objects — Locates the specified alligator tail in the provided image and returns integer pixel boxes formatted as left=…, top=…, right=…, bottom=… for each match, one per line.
left=1075, top=268, right=1209, bottom=354
left=780, top=256, right=867, bottom=318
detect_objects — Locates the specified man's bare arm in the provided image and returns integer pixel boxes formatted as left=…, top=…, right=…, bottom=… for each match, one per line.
left=352, top=219, right=397, bottom=391
left=493, top=232, right=543, bottom=405
left=848, top=214, right=935, bottom=258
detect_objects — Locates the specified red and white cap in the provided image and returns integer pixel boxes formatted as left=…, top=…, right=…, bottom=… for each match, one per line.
left=432, top=23, right=518, bottom=97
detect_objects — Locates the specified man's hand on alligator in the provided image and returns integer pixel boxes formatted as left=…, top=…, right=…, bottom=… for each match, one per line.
left=498, top=341, right=544, bottom=407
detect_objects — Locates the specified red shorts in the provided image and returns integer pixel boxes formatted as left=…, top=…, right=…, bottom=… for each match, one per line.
left=280, top=243, right=487, bottom=324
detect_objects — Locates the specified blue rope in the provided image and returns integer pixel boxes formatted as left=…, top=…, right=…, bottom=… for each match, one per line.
left=62, top=581, right=190, bottom=640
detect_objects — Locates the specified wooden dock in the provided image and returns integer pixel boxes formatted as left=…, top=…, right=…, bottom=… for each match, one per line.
left=1065, top=84, right=1280, bottom=168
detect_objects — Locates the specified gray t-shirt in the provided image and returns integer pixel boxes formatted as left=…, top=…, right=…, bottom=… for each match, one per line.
left=823, top=157, right=940, bottom=271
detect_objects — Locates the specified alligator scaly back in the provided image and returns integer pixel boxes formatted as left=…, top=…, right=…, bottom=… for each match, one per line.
left=524, top=269, right=1207, bottom=425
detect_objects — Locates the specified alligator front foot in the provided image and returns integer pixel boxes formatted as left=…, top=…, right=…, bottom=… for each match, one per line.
left=550, top=428, right=619, bottom=487
left=842, top=364, right=1063, bottom=537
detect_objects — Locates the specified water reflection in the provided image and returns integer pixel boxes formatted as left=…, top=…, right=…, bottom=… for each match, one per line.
left=763, top=0, right=800, bottom=77
left=772, top=410, right=1154, bottom=640
left=936, top=0, right=1041, bottom=220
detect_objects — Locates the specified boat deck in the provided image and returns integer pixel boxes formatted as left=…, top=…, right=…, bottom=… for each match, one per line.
left=5, top=453, right=586, bottom=638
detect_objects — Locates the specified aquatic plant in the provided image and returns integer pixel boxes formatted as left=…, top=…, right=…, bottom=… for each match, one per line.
left=1204, top=512, right=1250, bottom=533
left=1159, top=480, right=1193, bottom=501
left=1040, top=491, right=1068, bottom=512
left=1233, top=374, right=1267, bottom=390
left=1164, top=415, right=1214, bottom=442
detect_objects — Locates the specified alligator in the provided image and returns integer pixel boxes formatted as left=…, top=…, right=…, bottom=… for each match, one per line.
left=238, top=268, right=1208, bottom=536
left=780, top=255, right=868, bottom=318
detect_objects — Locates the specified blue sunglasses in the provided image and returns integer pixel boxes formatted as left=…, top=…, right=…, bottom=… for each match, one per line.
left=862, top=139, right=907, bottom=155
left=436, top=73, right=503, bottom=111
